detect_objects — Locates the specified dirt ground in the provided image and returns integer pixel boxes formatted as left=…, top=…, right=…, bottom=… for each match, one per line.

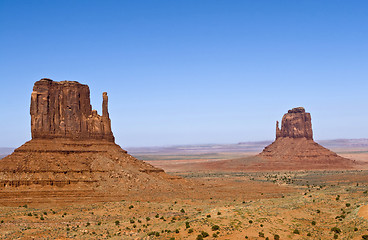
left=1, top=150, right=368, bottom=239
left=1, top=170, right=368, bottom=239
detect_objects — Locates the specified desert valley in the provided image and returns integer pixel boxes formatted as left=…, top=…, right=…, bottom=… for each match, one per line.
left=0, top=79, right=367, bottom=240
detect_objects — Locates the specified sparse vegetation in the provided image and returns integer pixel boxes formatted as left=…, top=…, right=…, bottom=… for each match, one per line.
left=211, top=225, right=220, bottom=231
left=0, top=170, right=367, bottom=239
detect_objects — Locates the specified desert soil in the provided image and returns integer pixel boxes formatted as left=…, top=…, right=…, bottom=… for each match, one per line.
left=1, top=170, right=368, bottom=239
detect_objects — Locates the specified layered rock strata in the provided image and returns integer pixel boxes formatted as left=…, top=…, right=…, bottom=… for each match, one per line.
left=257, top=107, right=354, bottom=170
left=0, top=79, right=184, bottom=203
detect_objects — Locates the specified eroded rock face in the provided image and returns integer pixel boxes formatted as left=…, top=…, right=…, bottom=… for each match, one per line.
left=30, top=78, right=114, bottom=142
left=257, top=107, right=354, bottom=170
left=0, top=78, right=176, bottom=199
left=276, top=107, right=313, bottom=140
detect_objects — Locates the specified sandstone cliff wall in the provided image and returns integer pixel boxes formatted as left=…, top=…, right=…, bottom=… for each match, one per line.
left=30, top=78, right=114, bottom=142
left=276, top=107, right=313, bottom=140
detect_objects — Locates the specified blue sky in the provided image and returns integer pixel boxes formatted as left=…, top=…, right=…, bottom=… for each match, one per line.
left=0, top=0, right=367, bottom=147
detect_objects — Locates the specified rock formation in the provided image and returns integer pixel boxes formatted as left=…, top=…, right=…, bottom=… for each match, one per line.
left=276, top=107, right=313, bottom=140
left=257, top=107, right=355, bottom=170
left=30, top=78, right=114, bottom=141
left=0, top=79, right=185, bottom=204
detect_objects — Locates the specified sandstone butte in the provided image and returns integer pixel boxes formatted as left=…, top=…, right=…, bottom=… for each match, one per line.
left=126, top=107, right=359, bottom=173
left=179, top=107, right=357, bottom=172
left=257, top=107, right=355, bottom=170
left=0, top=79, right=186, bottom=204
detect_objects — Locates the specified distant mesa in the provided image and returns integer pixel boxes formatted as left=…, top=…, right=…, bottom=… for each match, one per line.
left=181, top=107, right=357, bottom=172
left=258, top=107, right=355, bottom=170
left=0, top=78, right=184, bottom=204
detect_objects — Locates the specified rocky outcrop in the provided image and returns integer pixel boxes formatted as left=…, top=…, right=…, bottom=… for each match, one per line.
left=0, top=78, right=186, bottom=203
left=30, top=78, right=114, bottom=142
left=257, top=107, right=355, bottom=170
left=276, top=107, right=313, bottom=140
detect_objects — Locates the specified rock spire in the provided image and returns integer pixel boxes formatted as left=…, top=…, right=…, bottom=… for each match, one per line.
left=30, top=78, right=114, bottom=142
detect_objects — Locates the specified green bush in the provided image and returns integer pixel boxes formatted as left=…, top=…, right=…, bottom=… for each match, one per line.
left=362, top=235, right=368, bottom=240
left=212, top=225, right=220, bottom=231
left=196, top=235, right=204, bottom=240
left=311, top=220, right=316, bottom=225
left=185, top=221, right=190, bottom=228
left=201, top=231, right=209, bottom=237
left=180, top=209, right=185, bottom=213
left=115, top=220, right=120, bottom=226
left=293, top=229, right=300, bottom=234
left=274, top=234, right=280, bottom=240
left=147, top=231, right=160, bottom=236
left=258, top=232, right=264, bottom=237
left=188, top=228, right=194, bottom=233
left=331, top=227, right=341, bottom=234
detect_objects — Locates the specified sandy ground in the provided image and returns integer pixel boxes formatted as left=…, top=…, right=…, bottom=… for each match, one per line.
left=358, top=204, right=368, bottom=220
left=1, top=149, right=367, bottom=239
left=1, top=170, right=368, bottom=239
left=144, top=151, right=368, bottom=172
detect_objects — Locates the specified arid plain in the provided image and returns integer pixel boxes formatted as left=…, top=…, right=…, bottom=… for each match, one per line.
left=0, top=80, right=367, bottom=239
left=1, top=141, right=368, bottom=239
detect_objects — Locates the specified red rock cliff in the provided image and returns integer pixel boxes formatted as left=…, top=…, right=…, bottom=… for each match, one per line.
left=30, top=78, right=114, bottom=142
left=276, top=107, right=313, bottom=140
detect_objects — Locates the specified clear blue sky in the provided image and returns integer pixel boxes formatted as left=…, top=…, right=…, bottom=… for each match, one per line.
left=0, top=0, right=367, bottom=147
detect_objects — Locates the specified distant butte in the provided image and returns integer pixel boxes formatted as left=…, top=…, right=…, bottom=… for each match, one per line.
left=257, top=107, right=355, bottom=170
left=0, top=79, right=185, bottom=204
left=177, top=107, right=357, bottom=172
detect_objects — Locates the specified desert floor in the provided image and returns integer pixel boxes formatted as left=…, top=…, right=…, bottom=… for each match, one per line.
left=1, top=148, right=368, bottom=239
left=1, top=170, right=368, bottom=239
